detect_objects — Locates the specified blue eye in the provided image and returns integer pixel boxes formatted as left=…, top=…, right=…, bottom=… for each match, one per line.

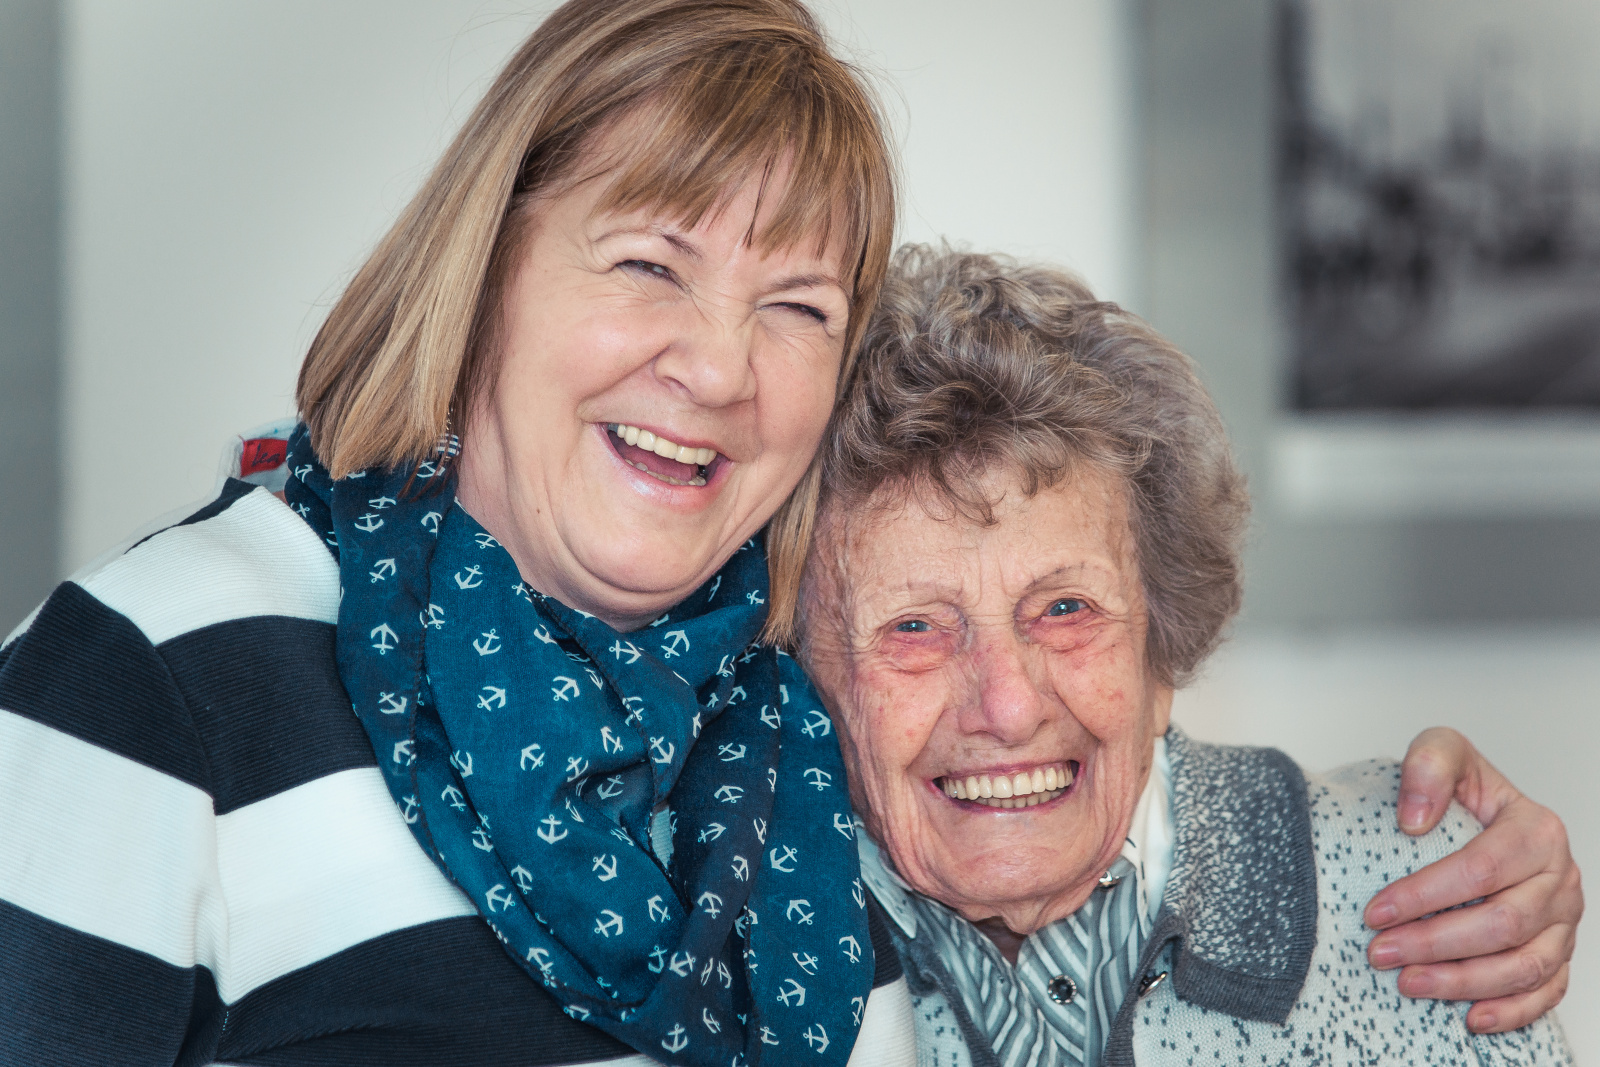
left=1047, top=599, right=1086, bottom=616
left=894, top=620, right=932, bottom=633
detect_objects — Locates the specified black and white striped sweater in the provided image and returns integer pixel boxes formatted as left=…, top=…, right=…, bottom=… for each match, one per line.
left=0, top=476, right=914, bottom=1067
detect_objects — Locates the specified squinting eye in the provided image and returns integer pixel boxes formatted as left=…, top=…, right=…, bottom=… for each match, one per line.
left=894, top=620, right=932, bottom=633
left=1047, top=599, right=1086, bottom=616
left=620, top=259, right=673, bottom=281
left=776, top=302, right=827, bottom=323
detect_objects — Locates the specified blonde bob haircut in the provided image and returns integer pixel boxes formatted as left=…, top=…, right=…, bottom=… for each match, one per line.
left=296, top=0, right=897, bottom=644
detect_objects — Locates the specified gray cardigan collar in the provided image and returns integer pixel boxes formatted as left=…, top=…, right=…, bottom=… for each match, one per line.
left=1103, top=726, right=1318, bottom=1065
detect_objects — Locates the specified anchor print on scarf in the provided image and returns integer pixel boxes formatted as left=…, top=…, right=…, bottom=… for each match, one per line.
left=283, top=424, right=872, bottom=1066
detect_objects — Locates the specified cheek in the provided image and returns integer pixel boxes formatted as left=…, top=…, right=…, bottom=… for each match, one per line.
left=753, top=344, right=839, bottom=452
left=502, top=288, right=677, bottom=405
left=839, top=674, right=942, bottom=811
left=1049, top=635, right=1152, bottom=739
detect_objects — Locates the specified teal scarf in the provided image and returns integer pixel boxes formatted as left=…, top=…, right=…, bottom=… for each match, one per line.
left=285, top=425, right=873, bottom=1066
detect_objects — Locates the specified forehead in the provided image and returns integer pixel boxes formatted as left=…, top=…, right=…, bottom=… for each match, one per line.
left=824, top=466, right=1138, bottom=608
left=565, top=107, right=859, bottom=283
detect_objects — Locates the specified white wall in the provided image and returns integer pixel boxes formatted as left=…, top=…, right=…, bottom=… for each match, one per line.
left=61, top=0, right=1135, bottom=570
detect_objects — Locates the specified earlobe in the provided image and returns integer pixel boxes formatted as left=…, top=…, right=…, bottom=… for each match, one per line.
left=1151, top=683, right=1175, bottom=735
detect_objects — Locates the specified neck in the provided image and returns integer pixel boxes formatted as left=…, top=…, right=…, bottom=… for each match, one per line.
left=974, top=916, right=1029, bottom=965
left=454, top=433, right=666, bottom=633
left=955, top=877, right=1102, bottom=957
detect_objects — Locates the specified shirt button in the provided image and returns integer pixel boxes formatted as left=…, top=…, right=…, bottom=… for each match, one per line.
left=1046, top=975, right=1077, bottom=1004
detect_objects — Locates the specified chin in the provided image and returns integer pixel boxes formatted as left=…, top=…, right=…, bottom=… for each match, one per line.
left=573, top=532, right=720, bottom=601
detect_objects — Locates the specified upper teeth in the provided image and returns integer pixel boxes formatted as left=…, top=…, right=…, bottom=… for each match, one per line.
left=940, top=764, right=1073, bottom=809
left=609, top=424, right=718, bottom=467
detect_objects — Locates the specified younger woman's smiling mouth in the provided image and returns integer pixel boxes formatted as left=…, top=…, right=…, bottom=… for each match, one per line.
left=606, top=422, right=727, bottom=487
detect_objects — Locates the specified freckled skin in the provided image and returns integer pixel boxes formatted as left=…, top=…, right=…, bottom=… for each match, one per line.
left=803, top=467, right=1173, bottom=944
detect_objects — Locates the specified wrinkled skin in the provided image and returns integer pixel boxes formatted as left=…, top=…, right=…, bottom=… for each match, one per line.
left=804, top=467, right=1169, bottom=939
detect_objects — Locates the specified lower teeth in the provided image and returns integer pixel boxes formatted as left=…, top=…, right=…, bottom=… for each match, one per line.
left=966, top=789, right=1065, bottom=810
left=630, top=461, right=706, bottom=487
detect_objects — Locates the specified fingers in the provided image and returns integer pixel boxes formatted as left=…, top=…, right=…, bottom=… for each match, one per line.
left=1463, top=964, right=1570, bottom=1035
left=1397, top=727, right=1474, bottom=835
left=1392, top=940, right=1571, bottom=1033
left=1375, top=896, right=1576, bottom=990
left=1369, top=872, right=1576, bottom=974
left=1366, top=798, right=1569, bottom=931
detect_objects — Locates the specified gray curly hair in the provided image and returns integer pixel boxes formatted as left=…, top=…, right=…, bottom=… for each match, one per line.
left=809, top=245, right=1250, bottom=687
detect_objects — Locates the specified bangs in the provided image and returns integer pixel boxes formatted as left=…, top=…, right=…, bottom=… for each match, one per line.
left=591, top=40, right=884, bottom=288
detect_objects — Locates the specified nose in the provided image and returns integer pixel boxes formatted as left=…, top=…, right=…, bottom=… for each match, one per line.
left=652, top=307, right=760, bottom=409
left=957, top=628, right=1050, bottom=747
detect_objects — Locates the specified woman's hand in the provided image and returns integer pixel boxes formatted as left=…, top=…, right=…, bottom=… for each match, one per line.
left=1365, top=727, right=1582, bottom=1034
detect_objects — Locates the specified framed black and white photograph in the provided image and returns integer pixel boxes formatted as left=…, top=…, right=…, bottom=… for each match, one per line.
left=1280, top=0, right=1600, bottom=411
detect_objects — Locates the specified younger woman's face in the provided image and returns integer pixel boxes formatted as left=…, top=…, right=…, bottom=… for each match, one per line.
left=457, top=143, right=851, bottom=630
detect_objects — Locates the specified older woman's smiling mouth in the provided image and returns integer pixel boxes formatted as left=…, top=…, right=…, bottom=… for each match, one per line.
left=935, top=762, right=1077, bottom=809
left=606, top=422, right=726, bottom=487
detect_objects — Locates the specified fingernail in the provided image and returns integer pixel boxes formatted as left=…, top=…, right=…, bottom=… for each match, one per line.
left=1401, top=969, right=1434, bottom=996
left=1369, top=940, right=1401, bottom=967
left=1472, top=1011, right=1497, bottom=1033
left=1399, top=793, right=1429, bottom=831
left=1367, top=902, right=1398, bottom=929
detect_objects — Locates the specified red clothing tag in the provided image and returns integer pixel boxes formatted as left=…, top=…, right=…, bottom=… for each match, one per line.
left=239, top=437, right=288, bottom=477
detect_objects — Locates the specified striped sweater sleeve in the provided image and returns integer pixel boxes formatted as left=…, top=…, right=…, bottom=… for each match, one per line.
left=0, top=481, right=356, bottom=1065
left=0, top=578, right=224, bottom=1065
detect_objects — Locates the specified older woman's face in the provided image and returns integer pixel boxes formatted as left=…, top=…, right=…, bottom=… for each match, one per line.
left=457, top=141, right=851, bottom=630
left=804, top=467, right=1173, bottom=935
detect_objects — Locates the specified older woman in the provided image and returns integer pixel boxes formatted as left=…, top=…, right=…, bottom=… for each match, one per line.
left=799, top=247, right=1576, bottom=1065
left=0, top=2, right=911, bottom=1065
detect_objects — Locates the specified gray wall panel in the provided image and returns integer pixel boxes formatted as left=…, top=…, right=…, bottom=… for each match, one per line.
left=0, top=0, right=61, bottom=631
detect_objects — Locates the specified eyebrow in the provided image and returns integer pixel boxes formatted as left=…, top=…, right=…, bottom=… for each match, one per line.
left=595, top=226, right=704, bottom=262
left=594, top=226, right=848, bottom=294
left=857, top=562, right=1110, bottom=614
left=1026, top=564, right=1098, bottom=587
left=769, top=271, right=847, bottom=294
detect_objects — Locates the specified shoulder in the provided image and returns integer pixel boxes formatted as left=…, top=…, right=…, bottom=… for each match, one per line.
left=3, top=482, right=337, bottom=768
left=1294, top=758, right=1573, bottom=1066
left=1134, top=753, right=1576, bottom=1064
left=2, top=479, right=348, bottom=807
left=69, top=477, right=338, bottom=649
left=1305, top=757, right=1481, bottom=878
left=1299, top=757, right=1485, bottom=1014
left=0, top=478, right=492, bottom=1053
left=0, top=471, right=361, bottom=811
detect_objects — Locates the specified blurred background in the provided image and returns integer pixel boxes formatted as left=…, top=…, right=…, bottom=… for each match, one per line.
left=2, top=0, right=1596, bottom=1054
